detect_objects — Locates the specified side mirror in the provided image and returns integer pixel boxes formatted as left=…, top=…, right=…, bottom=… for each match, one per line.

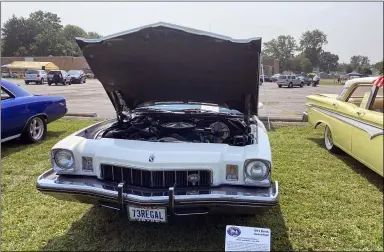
left=258, top=102, right=264, bottom=109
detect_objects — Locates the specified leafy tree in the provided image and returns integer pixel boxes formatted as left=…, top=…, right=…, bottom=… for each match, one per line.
left=61, top=25, right=88, bottom=56
left=319, top=51, right=339, bottom=73
left=363, top=67, right=372, bottom=75
left=263, top=35, right=297, bottom=71
left=350, top=55, right=370, bottom=71
left=346, top=64, right=353, bottom=73
left=1, top=15, right=32, bottom=56
left=299, top=29, right=328, bottom=68
left=300, top=57, right=312, bottom=73
left=87, top=31, right=102, bottom=39
left=374, top=61, right=383, bottom=74
left=1, top=11, right=103, bottom=56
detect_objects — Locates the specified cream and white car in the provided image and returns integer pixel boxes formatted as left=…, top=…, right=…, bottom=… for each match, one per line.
left=36, top=22, right=279, bottom=223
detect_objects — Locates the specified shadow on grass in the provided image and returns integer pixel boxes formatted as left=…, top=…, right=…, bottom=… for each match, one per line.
left=42, top=205, right=292, bottom=251
left=308, top=137, right=383, bottom=192
left=1, top=131, right=66, bottom=158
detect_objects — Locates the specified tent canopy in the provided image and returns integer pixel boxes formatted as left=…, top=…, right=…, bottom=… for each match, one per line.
left=346, top=71, right=363, bottom=76
left=8, top=61, right=59, bottom=71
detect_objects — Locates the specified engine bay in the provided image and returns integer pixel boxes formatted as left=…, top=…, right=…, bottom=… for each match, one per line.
left=99, top=114, right=253, bottom=146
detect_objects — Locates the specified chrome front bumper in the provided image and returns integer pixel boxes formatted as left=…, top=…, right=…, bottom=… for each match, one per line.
left=37, top=169, right=279, bottom=215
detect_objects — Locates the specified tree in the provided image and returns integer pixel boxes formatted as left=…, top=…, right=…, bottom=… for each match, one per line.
left=363, top=67, right=372, bottom=75
left=61, top=25, right=88, bottom=56
left=1, top=11, right=103, bottom=56
left=338, top=63, right=353, bottom=73
left=319, top=51, right=339, bottom=73
left=263, top=35, right=297, bottom=71
left=350, top=55, right=370, bottom=72
left=374, top=61, right=383, bottom=74
left=346, top=64, right=353, bottom=73
left=300, top=57, right=312, bottom=73
left=1, top=15, right=32, bottom=56
left=87, top=31, right=102, bottom=39
left=299, top=29, right=328, bottom=68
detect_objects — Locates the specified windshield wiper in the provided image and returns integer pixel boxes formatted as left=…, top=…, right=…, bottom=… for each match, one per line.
left=133, top=107, right=178, bottom=113
left=180, top=109, right=240, bottom=116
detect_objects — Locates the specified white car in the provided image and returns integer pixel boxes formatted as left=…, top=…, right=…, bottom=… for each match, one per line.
left=36, top=22, right=279, bottom=222
left=276, top=75, right=304, bottom=88
left=24, top=69, right=47, bottom=85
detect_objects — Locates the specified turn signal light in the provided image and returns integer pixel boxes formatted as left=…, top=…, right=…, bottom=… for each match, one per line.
left=226, top=164, right=238, bottom=181
left=82, top=156, right=93, bottom=171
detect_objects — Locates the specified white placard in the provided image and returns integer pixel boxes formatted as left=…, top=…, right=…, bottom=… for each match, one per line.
left=200, top=105, right=219, bottom=112
left=225, top=225, right=271, bottom=251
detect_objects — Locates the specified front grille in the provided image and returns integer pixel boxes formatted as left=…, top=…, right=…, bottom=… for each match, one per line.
left=100, top=164, right=212, bottom=188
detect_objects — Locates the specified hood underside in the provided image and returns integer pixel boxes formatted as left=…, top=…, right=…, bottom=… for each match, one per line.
left=76, top=22, right=261, bottom=115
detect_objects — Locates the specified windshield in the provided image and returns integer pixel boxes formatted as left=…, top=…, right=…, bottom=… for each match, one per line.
left=25, top=70, right=38, bottom=74
left=68, top=70, right=81, bottom=75
left=279, top=75, right=286, bottom=79
left=135, top=102, right=242, bottom=115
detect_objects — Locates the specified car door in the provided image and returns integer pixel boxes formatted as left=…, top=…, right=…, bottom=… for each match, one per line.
left=351, top=86, right=383, bottom=175
left=1, top=87, right=29, bottom=140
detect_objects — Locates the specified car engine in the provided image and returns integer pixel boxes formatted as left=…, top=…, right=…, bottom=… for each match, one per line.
left=99, top=114, right=251, bottom=146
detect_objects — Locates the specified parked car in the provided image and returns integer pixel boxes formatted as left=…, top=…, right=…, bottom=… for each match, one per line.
left=67, top=70, right=87, bottom=84
left=1, top=79, right=67, bottom=143
left=303, top=76, right=383, bottom=177
left=86, top=72, right=95, bottom=78
left=270, top=74, right=281, bottom=82
left=259, top=75, right=271, bottom=83
left=297, top=75, right=311, bottom=86
left=24, top=69, right=47, bottom=85
left=47, top=70, right=70, bottom=86
left=276, top=75, right=304, bottom=88
left=36, top=23, right=279, bottom=222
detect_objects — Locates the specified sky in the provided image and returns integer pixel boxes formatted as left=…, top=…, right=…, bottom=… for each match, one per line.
left=1, top=2, right=383, bottom=63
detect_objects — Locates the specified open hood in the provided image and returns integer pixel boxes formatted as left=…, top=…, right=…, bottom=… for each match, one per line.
left=76, top=22, right=261, bottom=117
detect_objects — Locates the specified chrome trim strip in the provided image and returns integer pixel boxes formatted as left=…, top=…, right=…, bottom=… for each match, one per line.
left=309, top=105, right=383, bottom=139
left=37, top=169, right=278, bottom=206
left=1, top=134, right=21, bottom=143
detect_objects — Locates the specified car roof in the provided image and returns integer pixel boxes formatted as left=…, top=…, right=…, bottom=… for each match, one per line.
left=1, top=79, right=32, bottom=97
left=344, top=76, right=378, bottom=88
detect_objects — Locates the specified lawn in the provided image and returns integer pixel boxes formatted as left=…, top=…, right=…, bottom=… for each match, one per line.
left=1, top=119, right=383, bottom=251
left=320, top=79, right=344, bottom=86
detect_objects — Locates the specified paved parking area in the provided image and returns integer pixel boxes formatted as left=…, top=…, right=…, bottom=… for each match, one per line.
left=8, top=79, right=344, bottom=119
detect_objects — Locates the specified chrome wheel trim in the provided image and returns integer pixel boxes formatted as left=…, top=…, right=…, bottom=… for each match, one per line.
left=29, top=117, right=44, bottom=140
left=324, top=126, right=333, bottom=150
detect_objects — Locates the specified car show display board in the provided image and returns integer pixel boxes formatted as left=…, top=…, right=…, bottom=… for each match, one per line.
left=225, top=225, right=271, bottom=251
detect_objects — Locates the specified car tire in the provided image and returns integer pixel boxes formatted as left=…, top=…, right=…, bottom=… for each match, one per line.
left=324, top=125, right=342, bottom=154
left=40, top=78, right=44, bottom=84
left=300, top=82, right=304, bottom=87
left=288, top=82, right=293, bottom=88
left=278, top=85, right=282, bottom=88
left=25, top=81, right=29, bottom=85
left=48, top=82, right=52, bottom=86
left=84, top=78, right=87, bottom=83
left=21, top=116, right=47, bottom=143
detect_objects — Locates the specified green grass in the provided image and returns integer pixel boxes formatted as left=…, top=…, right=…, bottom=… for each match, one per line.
left=1, top=119, right=383, bottom=251
left=320, top=79, right=344, bottom=86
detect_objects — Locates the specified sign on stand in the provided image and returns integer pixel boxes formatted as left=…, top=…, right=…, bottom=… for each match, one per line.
left=225, top=225, right=271, bottom=251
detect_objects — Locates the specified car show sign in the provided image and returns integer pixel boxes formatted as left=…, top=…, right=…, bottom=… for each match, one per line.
left=225, top=225, right=271, bottom=251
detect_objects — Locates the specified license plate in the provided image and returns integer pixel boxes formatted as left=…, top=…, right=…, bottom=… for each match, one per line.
left=128, top=205, right=167, bottom=223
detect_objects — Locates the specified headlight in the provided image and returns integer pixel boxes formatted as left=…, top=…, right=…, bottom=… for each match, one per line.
left=244, top=160, right=270, bottom=181
left=54, top=149, right=75, bottom=169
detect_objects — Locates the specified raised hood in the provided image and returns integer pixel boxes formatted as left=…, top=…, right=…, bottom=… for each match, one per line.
left=76, top=22, right=261, bottom=116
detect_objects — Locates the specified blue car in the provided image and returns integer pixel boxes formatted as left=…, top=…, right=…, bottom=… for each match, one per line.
left=1, top=79, right=67, bottom=143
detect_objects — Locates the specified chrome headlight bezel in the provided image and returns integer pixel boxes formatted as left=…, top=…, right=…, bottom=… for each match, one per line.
left=243, top=159, right=270, bottom=181
left=52, top=149, right=75, bottom=171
